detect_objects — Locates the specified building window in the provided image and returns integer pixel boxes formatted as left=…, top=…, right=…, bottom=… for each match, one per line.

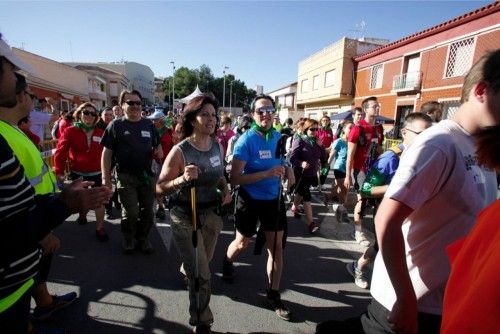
left=312, top=75, right=320, bottom=90
left=301, top=79, right=309, bottom=93
left=370, top=64, right=384, bottom=89
left=325, top=69, right=336, bottom=87
left=441, top=100, right=461, bottom=119
left=278, top=96, right=286, bottom=108
left=445, top=38, right=474, bottom=78
left=60, top=100, right=69, bottom=112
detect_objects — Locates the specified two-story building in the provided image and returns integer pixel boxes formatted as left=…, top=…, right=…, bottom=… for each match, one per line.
left=354, top=2, right=500, bottom=133
left=67, top=61, right=154, bottom=105
left=13, top=48, right=89, bottom=111
left=154, top=77, right=166, bottom=107
left=68, top=64, right=129, bottom=106
left=296, top=37, right=388, bottom=120
left=266, top=82, right=301, bottom=123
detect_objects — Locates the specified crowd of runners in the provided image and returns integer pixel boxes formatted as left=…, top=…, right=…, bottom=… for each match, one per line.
left=1, top=34, right=499, bottom=334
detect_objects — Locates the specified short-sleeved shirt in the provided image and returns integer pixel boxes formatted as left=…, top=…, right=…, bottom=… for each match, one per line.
left=317, top=127, right=334, bottom=149
left=371, top=120, right=497, bottom=315
left=233, top=128, right=281, bottom=200
left=216, top=128, right=235, bottom=158
left=368, top=144, right=404, bottom=185
left=100, top=118, right=159, bottom=175
left=29, top=110, right=52, bottom=140
left=330, top=138, right=348, bottom=172
left=347, top=119, right=384, bottom=171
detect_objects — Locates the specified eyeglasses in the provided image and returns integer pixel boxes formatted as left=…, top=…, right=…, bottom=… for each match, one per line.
left=255, top=106, right=276, bottom=115
left=82, top=110, right=97, bottom=116
left=367, top=104, right=380, bottom=110
left=405, top=128, right=423, bottom=135
left=308, top=128, right=319, bottom=132
left=125, top=101, right=141, bottom=107
left=24, top=91, right=37, bottom=100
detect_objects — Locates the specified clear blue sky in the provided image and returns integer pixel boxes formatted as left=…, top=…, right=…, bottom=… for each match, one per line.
left=0, top=1, right=492, bottom=92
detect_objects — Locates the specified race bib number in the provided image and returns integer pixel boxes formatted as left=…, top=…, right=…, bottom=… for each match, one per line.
left=259, top=150, right=272, bottom=159
left=210, top=155, right=221, bottom=167
left=92, top=136, right=101, bottom=143
left=141, top=131, right=151, bottom=138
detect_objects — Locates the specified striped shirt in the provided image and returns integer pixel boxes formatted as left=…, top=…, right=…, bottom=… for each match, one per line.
left=0, top=135, right=41, bottom=294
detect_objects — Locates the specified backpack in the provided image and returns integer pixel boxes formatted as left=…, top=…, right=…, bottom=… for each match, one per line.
left=361, top=145, right=403, bottom=196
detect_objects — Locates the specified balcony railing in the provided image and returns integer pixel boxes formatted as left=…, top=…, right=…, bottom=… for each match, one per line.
left=392, top=71, right=422, bottom=91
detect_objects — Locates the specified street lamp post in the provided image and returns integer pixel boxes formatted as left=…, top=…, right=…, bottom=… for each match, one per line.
left=170, top=61, right=175, bottom=112
left=222, top=66, right=229, bottom=111
left=229, top=81, right=233, bottom=114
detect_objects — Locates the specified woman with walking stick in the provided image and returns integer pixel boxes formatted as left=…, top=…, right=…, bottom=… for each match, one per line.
left=156, top=94, right=230, bottom=334
left=222, top=95, right=295, bottom=321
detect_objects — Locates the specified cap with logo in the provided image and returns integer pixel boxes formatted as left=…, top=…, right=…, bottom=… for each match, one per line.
left=147, top=110, right=166, bottom=120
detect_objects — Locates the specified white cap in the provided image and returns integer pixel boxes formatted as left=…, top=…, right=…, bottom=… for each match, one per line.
left=0, top=39, right=34, bottom=74
left=147, top=110, right=165, bottom=120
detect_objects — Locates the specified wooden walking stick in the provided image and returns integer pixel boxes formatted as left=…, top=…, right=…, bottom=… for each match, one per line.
left=190, top=176, right=201, bottom=322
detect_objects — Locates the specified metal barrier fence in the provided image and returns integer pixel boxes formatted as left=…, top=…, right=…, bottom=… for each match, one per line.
left=41, top=139, right=57, bottom=168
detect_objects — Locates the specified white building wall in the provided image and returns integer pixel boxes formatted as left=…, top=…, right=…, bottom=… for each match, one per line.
left=13, top=48, right=89, bottom=99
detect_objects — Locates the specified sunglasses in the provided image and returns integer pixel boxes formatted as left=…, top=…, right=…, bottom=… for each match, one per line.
left=255, top=106, right=276, bottom=115
left=308, top=128, right=319, bottom=132
left=405, top=128, right=423, bottom=135
left=24, top=91, right=37, bottom=100
left=125, top=101, right=141, bottom=107
left=82, top=110, right=97, bottom=116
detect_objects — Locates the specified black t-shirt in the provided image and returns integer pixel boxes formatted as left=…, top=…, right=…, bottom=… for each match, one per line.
left=101, top=118, right=159, bottom=175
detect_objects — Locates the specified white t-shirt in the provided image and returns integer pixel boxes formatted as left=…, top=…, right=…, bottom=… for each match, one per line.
left=29, top=110, right=53, bottom=140
left=371, top=120, right=497, bottom=315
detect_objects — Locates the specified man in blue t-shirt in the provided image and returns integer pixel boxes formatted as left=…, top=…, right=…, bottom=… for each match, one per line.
left=222, top=95, right=295, bottom=321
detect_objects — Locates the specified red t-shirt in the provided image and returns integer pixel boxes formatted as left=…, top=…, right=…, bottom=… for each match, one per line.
left=22, top=129, right=41, bottom=147
left=217, top=128, right=235, bottom=157
left=441, top=199, right=500, bottom=334
left=347, top=119, right=384, bottom=171
left=317, top=127, right=334, bottom=149
left=156, top=128, right=173, bottom=164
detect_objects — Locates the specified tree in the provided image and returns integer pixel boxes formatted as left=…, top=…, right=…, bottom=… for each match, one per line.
left=161, top=64, right=256, bottom=113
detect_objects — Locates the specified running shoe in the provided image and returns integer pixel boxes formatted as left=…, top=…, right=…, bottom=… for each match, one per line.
left=32, top=292, right=78, bottom=321
left=346, top=261, right=369, bottom=289
left=266, top=289, right=291, bottom=321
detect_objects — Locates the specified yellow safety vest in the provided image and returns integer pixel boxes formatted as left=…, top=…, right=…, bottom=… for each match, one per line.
left=0, top=120, right=56, bottom=195
left=0, top=120, right=56, bottom=313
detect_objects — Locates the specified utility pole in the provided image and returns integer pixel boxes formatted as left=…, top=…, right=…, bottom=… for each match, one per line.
left=223, top=66, right=229, bottom=111
left=170, top=61, right=175, bottom=112
left=229, top=81, right=233, bottom=114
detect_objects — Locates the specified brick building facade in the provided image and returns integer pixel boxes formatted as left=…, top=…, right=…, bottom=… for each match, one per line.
left=353, top=2, right=500, bottom=131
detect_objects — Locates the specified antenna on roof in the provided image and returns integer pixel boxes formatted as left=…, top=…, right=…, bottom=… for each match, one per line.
left=348, top=20, right=367, bottom=41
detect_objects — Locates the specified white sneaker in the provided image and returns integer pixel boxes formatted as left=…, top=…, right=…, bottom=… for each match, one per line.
left=332, top=204, right=340, bottom=222
left=346, top=261, right=369, bottom=289
left=354, top=230, right=371, bottom=247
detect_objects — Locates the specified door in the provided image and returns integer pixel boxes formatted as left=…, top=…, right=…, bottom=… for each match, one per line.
left=393, top=105, right=414, bottom=138
left=405, top=54, right=421, bottom=88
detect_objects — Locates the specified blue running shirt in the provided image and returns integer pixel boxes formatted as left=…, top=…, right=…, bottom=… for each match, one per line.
left=233, top=129, right=282, bottom=200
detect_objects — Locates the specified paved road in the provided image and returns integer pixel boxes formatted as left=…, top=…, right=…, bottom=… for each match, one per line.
left=40, top=183, right=376, bottom=334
